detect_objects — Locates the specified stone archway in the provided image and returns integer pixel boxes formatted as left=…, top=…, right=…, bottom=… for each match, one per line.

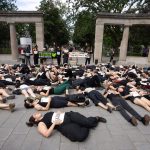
left=94, top=13, right=150, bottom=64
left=0, top=11, right=44, bottom=60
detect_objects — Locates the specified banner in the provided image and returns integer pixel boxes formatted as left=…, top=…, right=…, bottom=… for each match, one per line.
left=39, top=51, right=57, bottom=59
left=69, top=52, right=87, bottom=58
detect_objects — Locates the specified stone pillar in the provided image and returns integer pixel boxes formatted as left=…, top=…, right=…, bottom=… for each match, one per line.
left=119, top=25, right=130, bottom=62
left=148, top=46, right=150, bottom=62
left=36, top=22, right=44, bottom=51
left=94, top=23, right=104, bottom=63
left=9, top=23, right=18, bottom=60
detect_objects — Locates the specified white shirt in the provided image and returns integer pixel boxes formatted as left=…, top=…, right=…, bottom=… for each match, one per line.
left=51, top=112, right=65, bottom=123
left=84, top=88, right=95, bottom=93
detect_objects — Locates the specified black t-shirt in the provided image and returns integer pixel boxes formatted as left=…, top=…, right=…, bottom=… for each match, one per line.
left=41, top=112, right=54, bottom=128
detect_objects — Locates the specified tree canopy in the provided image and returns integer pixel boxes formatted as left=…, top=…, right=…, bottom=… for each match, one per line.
left=38, top=0, right=70, bottom=46
left=0, top=0, right=17, bottom=53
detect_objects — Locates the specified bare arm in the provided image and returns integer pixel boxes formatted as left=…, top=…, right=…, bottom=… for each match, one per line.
left=40, top=89, right=50, bottom=96
left=38, top=122, right=56, bottom=138
left=34, top=97, right=51, bottom=111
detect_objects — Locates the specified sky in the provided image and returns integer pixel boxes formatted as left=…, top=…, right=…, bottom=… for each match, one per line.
left=16, top=0, right=67, bottom=11
left=16, top=0, right=41, bottom=10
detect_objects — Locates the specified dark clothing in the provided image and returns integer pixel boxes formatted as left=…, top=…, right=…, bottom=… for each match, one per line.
left=85, top=58, right=91, bottom=65
left=37, top=96, right=68, bottom=108
left=107, top=93, right=142, bottom=122
left=66, top=93, right=85, bottom=103
left=25, top=78, right=51, bottom=86
left=41, top=111, right=99, bottom=142
left=71, top=75, right=101, bottom=88
left=33, top=53, right=39, bottom=65
left=87, top=90, right=108, bottom=105
left=88, top=75, right=101, bottom=87
left=0, top=80, right=14, bottom=87
left=63, top=52, right=69, bottom=64
left=56, top=49, right=61, bottom=65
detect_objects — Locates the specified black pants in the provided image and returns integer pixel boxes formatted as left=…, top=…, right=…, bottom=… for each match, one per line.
left=110, top=55, right=114, bottom=62
left=25, top=78, right=51, bottom=86
left=110, top=96, right=142, bottom=122
left=85, top=58, right=91, bottom=65
left=25, top=56, right=31, bottom=66
left=88, top=90, right=108, bottom=105
left=63, top=57, right=68, bottom=64
left=34, top=54, right=39, bottom=65
left=57, top=111, right=99, bottom=142
left=57, top=57, right=61, bottom=65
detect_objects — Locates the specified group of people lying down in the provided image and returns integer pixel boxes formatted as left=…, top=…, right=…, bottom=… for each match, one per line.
left=0, top=63, right=150, bottom=141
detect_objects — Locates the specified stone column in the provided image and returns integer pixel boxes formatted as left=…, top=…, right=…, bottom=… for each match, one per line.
left=36, top=22, right=44, bottom=51
left=94, top=23, right=104, bottom=63
left=9, top=23, right=18, bottom=60
left=119, top=25, right=130, bottom=62
left=148, top=46, right=150, bottom=62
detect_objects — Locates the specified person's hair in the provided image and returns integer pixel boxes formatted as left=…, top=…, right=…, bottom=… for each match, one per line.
left=24, top=100, right=34, bottom=109
left=15, top=80, right=21, bottom=88
left=26, top=115, right=38, bottom=127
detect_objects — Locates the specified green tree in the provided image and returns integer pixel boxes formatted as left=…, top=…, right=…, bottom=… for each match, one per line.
left=38, top=0, right=70, bottom=46
left=0, top=0, right=17, bottom=53
left=73, top=11, right=95, bottom=48
left=72, top=0, right=150, bottom=56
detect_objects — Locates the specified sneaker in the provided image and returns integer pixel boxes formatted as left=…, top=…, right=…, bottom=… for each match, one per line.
left=107, top=106, right=112, bottom=113
left=6, top=95, right=15, bottom=100
left=96, top=116, right=107, bottom=123
left=130, top=117, right=138, bottom=126
left=9, top=103, right=15, bottom=112
left=1, top=98, right=7, bottom=103
left=142, top=114, right=150, bottom=126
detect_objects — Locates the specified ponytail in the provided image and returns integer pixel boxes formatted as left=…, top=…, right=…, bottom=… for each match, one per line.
left=26, top=121, right=34, bottom=127
left=26, top=115, right=38, bottom=127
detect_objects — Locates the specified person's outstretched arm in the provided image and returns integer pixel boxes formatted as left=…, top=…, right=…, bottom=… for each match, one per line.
left=38, top=120, right=62, bottom=138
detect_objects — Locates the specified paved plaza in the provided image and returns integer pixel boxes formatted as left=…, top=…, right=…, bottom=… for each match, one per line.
left=0, top=55, right=150, bottom=150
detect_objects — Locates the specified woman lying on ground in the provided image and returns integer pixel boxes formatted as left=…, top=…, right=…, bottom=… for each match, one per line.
left=79, top=87, right=116, bottom=113
left=104, top=89, right=150, bottom=126
left=26, top=111, right=106, bottom=141
left=14, top=80, right=36, bottom=99
left=24, top=95, right=89, bottom=111
left=117, top=86, right=150, bottom=112
left=33, top=79, right=71, bottom=96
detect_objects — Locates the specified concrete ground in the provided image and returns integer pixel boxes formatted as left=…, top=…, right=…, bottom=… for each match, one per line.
left=0, top=54, right=150, bottom=150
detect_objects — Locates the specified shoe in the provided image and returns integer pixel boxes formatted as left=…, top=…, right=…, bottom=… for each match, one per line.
left=130, top=117, right=138, bottom=126
left=6, top=95, right=15, bottom=100
left=107, top=106, right=112, bottom=113
left=7, top=87, right=13, bottom=91
left=142, top=114, right=150, bottom=126
left=1, top=98, right=7, bottom=103
left=9, top=103, right=15, bottom=112
left=96, top=116, right=107, bottom=123
left=84, top=99, right=90, bottom=106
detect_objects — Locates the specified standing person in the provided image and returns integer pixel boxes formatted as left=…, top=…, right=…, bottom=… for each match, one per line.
left=24, top=45, right=31, bottom=66
left=33, top=45, right=39, bottom=65
left=109, top=48, right=115, bottom=63
left=142, top=45, right=149, bottom=57
left=63, top=47, right=69, bottom=64
left=56, top=46, right=61, bottom=66
left=85, top=47, right=92, bottom=65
